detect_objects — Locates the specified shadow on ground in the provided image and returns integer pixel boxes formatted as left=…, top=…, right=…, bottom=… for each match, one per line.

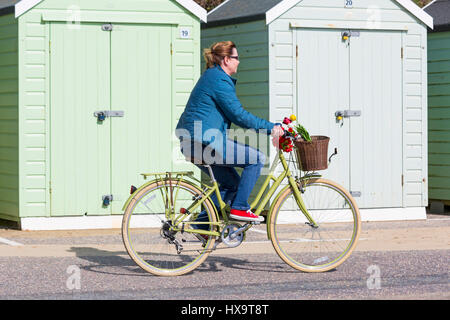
left=68, top=246, right=299, bottom=277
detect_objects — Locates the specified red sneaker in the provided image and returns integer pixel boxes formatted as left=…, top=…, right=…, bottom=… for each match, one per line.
left=230, top=209, right=264, bottom=222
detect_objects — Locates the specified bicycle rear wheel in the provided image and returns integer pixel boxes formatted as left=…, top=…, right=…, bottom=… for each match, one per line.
left=269, top=178, right=361, bottom=272
left=122, top=180, right=217, bottom=276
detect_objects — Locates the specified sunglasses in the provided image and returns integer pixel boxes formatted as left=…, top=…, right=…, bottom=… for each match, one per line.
left=228, top=55, right=239, bottom=61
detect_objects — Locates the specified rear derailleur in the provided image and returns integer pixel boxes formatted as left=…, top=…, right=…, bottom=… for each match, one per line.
left=161, top=221, right=183, bottom=254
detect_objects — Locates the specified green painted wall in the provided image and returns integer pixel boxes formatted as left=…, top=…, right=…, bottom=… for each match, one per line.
left=201, top=20, right=270, bottom=205
left=428, top=31, right=450, bottom=201
left=0, top=13, right=19, bottom=221
left=0, top=0, right=203, bottom=220
left=202, top=20, right=270, bottom=131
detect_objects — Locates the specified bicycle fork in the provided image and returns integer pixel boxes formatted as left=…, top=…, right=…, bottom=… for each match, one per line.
left=277, top=150, right=318, bottom=228
left=288, top=176, right=319, bottom=228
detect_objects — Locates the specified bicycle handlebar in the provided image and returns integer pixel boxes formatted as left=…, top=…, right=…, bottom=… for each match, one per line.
left=276, top=121, right=297, bottom=140
left=282, top=129, right=296, bottom=139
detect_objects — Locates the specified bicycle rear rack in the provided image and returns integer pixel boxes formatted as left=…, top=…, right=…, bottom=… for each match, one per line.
left=140, top=171, right=195, bottom=180
left=140, top=171, right=207, bottom=191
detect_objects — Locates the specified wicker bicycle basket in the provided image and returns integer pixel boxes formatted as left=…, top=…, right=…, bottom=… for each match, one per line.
left=293, top=136, right=330, bottom=171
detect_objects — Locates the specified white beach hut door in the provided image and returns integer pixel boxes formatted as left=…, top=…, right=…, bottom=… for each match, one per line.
left=296, top=29, right=403, bottom=208
left=296, top=29, right=351, bottom=192
left=349, top=31, right=403, bottom=208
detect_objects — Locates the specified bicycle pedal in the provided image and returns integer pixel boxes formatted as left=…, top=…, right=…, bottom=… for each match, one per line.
left=213, top=240, right=221, bottom=250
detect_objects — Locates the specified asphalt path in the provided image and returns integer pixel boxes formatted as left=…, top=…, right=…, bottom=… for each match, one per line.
left=0, top=215, right=448, bottom=301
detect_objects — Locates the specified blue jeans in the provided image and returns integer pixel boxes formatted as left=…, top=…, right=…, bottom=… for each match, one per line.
left=181, top=139, right=266, bottom=230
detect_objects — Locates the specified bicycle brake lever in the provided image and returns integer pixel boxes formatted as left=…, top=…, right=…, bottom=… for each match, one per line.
left=328, top=148, right=338, bottom=163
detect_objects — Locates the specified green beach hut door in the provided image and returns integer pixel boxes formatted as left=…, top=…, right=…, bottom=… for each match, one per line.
left=296, top=29, right=403, bottom=208
left=50, top=23, right=173, bottom=216
left=110, top=24, right=173, bottom=214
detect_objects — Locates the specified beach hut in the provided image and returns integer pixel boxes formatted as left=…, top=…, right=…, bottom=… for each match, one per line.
left=0, top=0, right=206, bottom=230
left=424, top=0, right=450, bottom=212
left=202, top=0, right=433, bottom=221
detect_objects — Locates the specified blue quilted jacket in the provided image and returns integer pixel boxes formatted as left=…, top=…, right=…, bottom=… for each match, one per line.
left=176, top=64, right=275, bottom=157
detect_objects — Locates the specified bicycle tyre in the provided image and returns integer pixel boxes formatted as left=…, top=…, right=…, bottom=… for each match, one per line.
left=122, top=179, right=217, bottom=276
left=269, top=178, right=361, bottom=272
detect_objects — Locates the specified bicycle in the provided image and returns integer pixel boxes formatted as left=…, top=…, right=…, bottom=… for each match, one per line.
left=121, top=123, right=361, bottom=276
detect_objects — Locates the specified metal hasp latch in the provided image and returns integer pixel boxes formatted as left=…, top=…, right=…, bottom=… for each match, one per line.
left=335, top=110, right=361, bottom=118
left=94, top=110, right=124, bottom=122
left=335, top=110, right=361, bottom=126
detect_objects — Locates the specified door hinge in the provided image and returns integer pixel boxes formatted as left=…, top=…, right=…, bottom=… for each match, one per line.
left=102, top=23, right=113, bottom=31
left=296, top=45, right=298, bottom=58
left=49, top=41, right=51, bottom=54
left=170, top=43, right=173, bottom=55
left=401, top=174, right=404, bottom=186
left=401, top=47, right=404, bottom=59
left=350, top=191, right=361, bottom=197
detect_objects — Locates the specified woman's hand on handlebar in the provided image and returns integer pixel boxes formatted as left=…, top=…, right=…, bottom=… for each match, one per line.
left=271, top=125, right=284, bottom=138
left=271, top=125, right=284, bottom=149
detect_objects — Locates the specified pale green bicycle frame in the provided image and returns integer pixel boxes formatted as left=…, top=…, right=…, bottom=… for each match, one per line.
left=160, top=149, right=320, bottom=238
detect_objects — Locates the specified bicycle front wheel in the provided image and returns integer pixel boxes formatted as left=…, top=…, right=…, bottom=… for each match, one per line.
left=122, top=180, right=217, bottom=276
left=269, top=178, right=361, bottom=272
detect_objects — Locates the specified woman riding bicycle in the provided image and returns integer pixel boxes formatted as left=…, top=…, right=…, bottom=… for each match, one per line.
left=175, top=41, right=283, bottom=225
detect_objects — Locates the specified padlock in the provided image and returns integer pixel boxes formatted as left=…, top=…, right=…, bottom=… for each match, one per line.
left=335, top=111, right=344, bottom=127
left=97, top=111, right=106, bottom=122
left=341, top=31, right=350, bottom=43
left=102, top=195, right=112, bottom=206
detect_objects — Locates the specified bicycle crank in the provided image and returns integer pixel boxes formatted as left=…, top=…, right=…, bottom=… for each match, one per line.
left=221, top=223, right=246, bottom=248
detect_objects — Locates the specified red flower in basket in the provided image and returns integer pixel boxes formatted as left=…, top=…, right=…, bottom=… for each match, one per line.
left=283, top=117, right=292, bottom=125
left=278, top=135, right=293, bottom=153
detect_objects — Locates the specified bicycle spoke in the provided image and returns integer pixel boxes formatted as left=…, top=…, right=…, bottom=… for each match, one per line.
left=122, top=180, right=217, bottom=276
left=270, top=179, right=360, bottom=272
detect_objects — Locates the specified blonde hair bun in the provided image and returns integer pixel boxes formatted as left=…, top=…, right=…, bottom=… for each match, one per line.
left=203, top=41, right=236, bottom=69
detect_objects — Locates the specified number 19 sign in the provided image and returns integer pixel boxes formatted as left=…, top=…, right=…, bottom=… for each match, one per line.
left=180, top=27, right=191, bottom=39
